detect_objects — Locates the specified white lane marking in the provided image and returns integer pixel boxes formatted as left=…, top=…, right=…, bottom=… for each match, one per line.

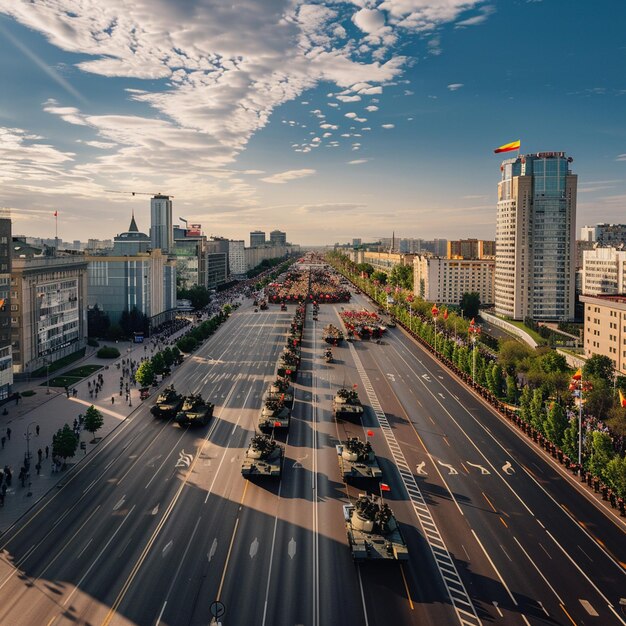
left=146, top=454, right=163, bottom=468
left=577, top=544, right=593, bottom=562
left=438, top=393, right=445, bottom=399
left=350, top=344, right=480, bottom=626
left=151, top=504, right=159, bottom=516
left=492, top=601, right=503, bottom=617
left=579, top=599, right=599, bottom=617
left=208, top=538, right=218, bottom=562
left=437, top=460, right=459, bottom=475
left=76, top=538, right=93, bottom=559
left=502, top=461, right=514, bottom=475
left=162, top=540, right=173, bottom=557
left=249, top=537, right=259, bottom=559
left=357, top=565, right=370, bottom=626
left=288, top=537, right=297, bottom=560
left=112, top=495, right=126, bottom=511
left=513, top=537, right=563, bottom=604
left=467, top=462, right=491, bottom=475
left=537, top=601, right=549, bottom=616
left=416, top=461, right=428, bottom=475
left=471, top=529, right=517, bottom=607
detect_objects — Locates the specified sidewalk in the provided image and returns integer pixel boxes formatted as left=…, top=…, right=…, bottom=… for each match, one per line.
left=0, top=327, right=192, bottom=533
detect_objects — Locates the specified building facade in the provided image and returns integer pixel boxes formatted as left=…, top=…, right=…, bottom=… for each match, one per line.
left=11, top=253, right=88, bottom=374
left=150, top=194, right=173, bottom=253
left=228, top=240, right=246, bottom=276
left=250, top=231, right=266, bottom=248
left=447, top=239, right=495, bottom=259
left=172, top=226, right=206, bottom=289
left=580, top=223, right=626, bottom=245
left=112, top=213, right=151, bottom=255
left=495, top=151, right=577, bottom=321
left=413, top=256, right=495, bottom=305
left=363, top=251, right=415, bottom=274
left=87, top=249, right=176, bottom=328
left=269, top=230, right=287, bottom=246
left=580, top=294, right=626, bottom=375
left=582, top=247, right=626, bottom=296
left=0, top=218, right=12, bottom=398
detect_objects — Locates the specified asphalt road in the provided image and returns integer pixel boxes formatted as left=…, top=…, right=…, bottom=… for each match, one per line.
left=0, top=285, right=623, bottom=626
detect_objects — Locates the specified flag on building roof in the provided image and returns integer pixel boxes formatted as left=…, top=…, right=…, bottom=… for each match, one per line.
left=494, top=140, right=520, bottom=154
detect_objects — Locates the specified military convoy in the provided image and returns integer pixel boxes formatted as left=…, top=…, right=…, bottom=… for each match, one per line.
left=332, top=387, right=364, bottom=420
left=150, top=386, right=184, bottom=418
left=323, top=324, right=344, bottom=345
left=337, top=437, right=382, bottom=480
left=344, top=494, right=408, bottom=561
left=241, top=434, right=283, bottom=477
left=174, top=394, right=214, bottom=427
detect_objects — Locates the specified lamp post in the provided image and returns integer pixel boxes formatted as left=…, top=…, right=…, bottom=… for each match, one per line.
left=569, top=368, right=591, bottom=468
left=468, top=318, right=481, bottom=381
left=406, top=294, right=414, bottom=333
left=25, top=421, right=38, bottom=496
left=431, top=304, right=439, bottom=353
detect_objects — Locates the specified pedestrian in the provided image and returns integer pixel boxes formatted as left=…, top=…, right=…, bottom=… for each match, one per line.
left=36, top=424, right=40, bottom=436
left=35, top=462, right=41, bottom=475
left=45, top=445, right=49, bottom=459
left=111, top=396, right=115, bottom=405
left=1, top=436, right=5, bottom=449
left=1, top=483, right=6, bottom=497
left=37, top=448, right=42, bottom=462
left=6, top=427, right=11, bottom=440
left=73, top=418, right=78, bottom=430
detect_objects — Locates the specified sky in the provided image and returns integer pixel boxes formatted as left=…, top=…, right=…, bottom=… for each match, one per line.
left=0, top=0, right=625, bottom=246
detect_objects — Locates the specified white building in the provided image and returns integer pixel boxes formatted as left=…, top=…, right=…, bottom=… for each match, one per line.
left=582, top=247, right=626, bottom=295
left=413, top=256, right=495, bottom=305
left=229, top=240, right=246, bottom=276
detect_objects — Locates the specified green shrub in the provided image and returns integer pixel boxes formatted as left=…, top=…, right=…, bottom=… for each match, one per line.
left=87, top=338, right=100, bottom=347
left=97, top=346, right=120, bottom=359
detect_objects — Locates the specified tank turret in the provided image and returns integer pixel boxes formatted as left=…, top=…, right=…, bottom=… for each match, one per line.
left=175, top=394, right=214, bottom=427
left=150, top=385, right=184, bottom=418
left=241, top=434, right=283, bottom=477
left=337, top=437, right=382, bottom=479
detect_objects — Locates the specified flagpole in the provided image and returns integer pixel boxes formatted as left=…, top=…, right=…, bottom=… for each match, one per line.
left=54, top=211, right=59, bottom=254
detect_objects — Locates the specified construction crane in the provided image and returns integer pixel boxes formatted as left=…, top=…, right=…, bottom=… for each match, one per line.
left=105, top=190, right=174, bottom=198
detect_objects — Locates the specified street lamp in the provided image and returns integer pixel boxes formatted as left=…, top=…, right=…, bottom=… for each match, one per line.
left=569, top=368, right=591, bottom=468
left=468, top=319, right=481, bottom=381
left=25, top=421, right=38, bottom=497
left=406, top=294, right=414, bottom=333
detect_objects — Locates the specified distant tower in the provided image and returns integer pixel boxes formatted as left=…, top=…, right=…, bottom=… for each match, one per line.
left=391, top=231, right=395, bottom=253
left=150, top=195, right=173, bottom=253
left=250, top=230, right=266, bottom=247
left=495, top=151, right=577, bottom=321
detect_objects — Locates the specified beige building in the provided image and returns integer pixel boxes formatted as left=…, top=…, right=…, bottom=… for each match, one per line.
left=413, top=256, right=495, bottom=305
left=11, top=253, right=89, bottom=374
left=582, top=247, right=626, bottom=295
left=363, top=251, right=415, bottom=274
left=580, top=293, right=626, bottom=375
left=447, top=239, right=495, bottom=259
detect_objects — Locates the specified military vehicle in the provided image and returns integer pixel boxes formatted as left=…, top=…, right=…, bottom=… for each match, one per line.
left=174, top=394, right=214, bottom=427
left=337, top=437, right=382, bottom=480
left=324, top=347, right=333, bottom=363
left=344, top=494, right=408, bottom=561
left=241, top=434, right=283, bottom=477
left=277, top=349, right=300, bottom=380
left=323, top=324, right=343, bottom=345
left=259, top=397, right=291, bottom=431
left=332, top=387, right=364, bottom=420
left=150, top=385, right=184, bottom=418
left=266, top=378, right=294, bottom=408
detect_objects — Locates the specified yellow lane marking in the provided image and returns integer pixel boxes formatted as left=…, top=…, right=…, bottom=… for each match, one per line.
left=400, top=564, right=414, bottom=610
left=560, top=603, right=578, bottom=626
left=482, top=492, right=497, bottom=513
left=499, top=517, right=508, bottom=529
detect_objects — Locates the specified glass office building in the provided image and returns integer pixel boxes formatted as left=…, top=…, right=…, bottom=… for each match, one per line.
left=495, top=152, right=577, bottom=321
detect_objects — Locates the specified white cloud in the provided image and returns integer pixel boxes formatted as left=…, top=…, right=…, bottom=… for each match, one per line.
left=354, top=117, right=367, bottom=123
left=352, top=8, right=386, bottom=34
left=337, top=95, right=362, bottom=103
left=365, top=105, right=379, bottom=112
left=447, top=83, right=464, bottom=91
left=381, top=123, right=395, bottom=129
left=345, top=112, right=358, bottom=119
left=260, top=169, right=316, bottom=184
left=348, top=159, right=369, bottom=165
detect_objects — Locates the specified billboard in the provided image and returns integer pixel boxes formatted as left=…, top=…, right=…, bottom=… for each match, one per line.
left=187, top=224, right=202, bottom=237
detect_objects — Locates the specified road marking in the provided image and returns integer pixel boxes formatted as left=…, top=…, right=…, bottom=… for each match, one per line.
left=112, top=496, right=126, bottom=511
left=499, top=517, right=508, bottom=528
left=175, top=450, right=193, bottom=468
left=400, top=565, right=414, bottom=610
left=502, top=461, right=514, bottom=475
left=492, top=601, right=503, bottom=617
left=416, top=461, right=428, bottom=475
left=471, top=529, right=517, bottom=606
left=579, top=599, right=599, bottom=616
left=560, top=604, right=577, bottom=626
left=288, top=537, right=297, bottom=559
left=437, top=460, right=458, bottom=475
left=538, top=601, right=549, bottom=616
left=249, top=537, right=259, bottom=559
left=349, top=344, right=480, bottom=626
left=162, top=540, right=173, bottom=557
left=356, top=565, right=370, bottom=626
left=467, top=461, right=490, bottom=475
left=208, top=538, right=218, bottom=562
left=482, top=492, right=497, bottom=513
left=76, top=537, right=93, bottom=559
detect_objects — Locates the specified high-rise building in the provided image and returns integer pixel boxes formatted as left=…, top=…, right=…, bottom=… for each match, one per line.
left=229, top=240, right=246, bottom=276
left=0, top=216, right=12, bottom=398
left=447, top=239, right=496, bottom=259
left=582, top=247, right=626, bottom=295
left=150, top=195, right=173, bottom=253
left=250, top=230, right=266, bottom=248
left=269, top=230, right=287, bottom=246
left=113, top=212, right=151, bottom=255
left=495, top=151, right=577, bottom=321
left=580, top=223, right=626, bottom=245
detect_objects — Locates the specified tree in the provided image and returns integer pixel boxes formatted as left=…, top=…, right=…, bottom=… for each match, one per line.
left=587, top=431, right=614, bottom=480
left=561, top=417, right=579, bottom=460
left=583, top=354, right=615, bottom=385
left=162, top=347, right=175, bottom=368
left=460, top=292, right=480, bottom=319
left=371, top=271, right=388, bottom=286
left=529, top=388, right=546, bottom=433
left=544, top=402, right=568, bottom=447
left=87, top=304, right=110, bottom=338
left=356, top=263, right=374, bottom=277
left=84, top=405, right=104, bottom=442
left=584, top=379, right=612, bottom=419
left=605, top=455, right=626, bottom=497
left=135, top=360, right=155, bottom=388
left=498, top=341, right=534, bottom=374
left=52, top=424, right=78, bottom=463
left=505, top=374, right=518, bottom=404
left=389, top=265, right=413, bottom=290
left=539, top=351, right=568, bottom=373
left=177, top=335, right=198, bottom=353
left=151, top=352, right=166, bottom=376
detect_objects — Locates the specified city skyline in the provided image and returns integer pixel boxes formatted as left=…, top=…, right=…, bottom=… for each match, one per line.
left=1, top=1, right=625, bottom=245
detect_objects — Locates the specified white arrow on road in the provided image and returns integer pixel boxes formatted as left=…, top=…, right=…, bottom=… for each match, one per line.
left=437, top=461, right=458, bottom=475
left=467, top=461, right=491, bottom=475
left=416, top=461, right=428, bottom=476
left=162, top=540, right=173, bottom=557
left=502, top=461, right=515, bottom=475
left=287, top=538, right=297, bottom=559
left=208, top=539, right=218, bottom=562
left=113, top=495, right=126, bottom=511
left=146, top=454, right=163, bottom=468
left=151, top=504, right=159, bottom=516
left=421, top=374, right=431, bottom=382
left=175, top=450, right=193, bottom=468
left=249, top=538, right=259, bottom=559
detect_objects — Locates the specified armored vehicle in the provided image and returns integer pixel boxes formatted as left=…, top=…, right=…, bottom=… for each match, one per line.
left=277, top=349, right=300, bottom=380
left=323, top=324, right=344, bottom=345
left=332, top=387, right=364, bottom=420
left=241, top=434, right=283, bottom=477
left=150, top=386, right=183, bottom=418
left=266, top=378, right=294, bottom=408
left=259, top=397, right=291, bottom=431
left=174, top=394, right=214, bottom=427
left=337, top=437, right=382, bottom=480
left=344, top=494, right=408, bottom=561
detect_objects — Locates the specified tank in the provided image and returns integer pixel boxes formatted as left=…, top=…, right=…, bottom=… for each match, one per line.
left=332, top=387, right=364, bottom=420
left=337, top=437, right=382, bottom=479
left=277, top=348, right=300, bottom=380
left=174, top=394, right=214, bottom=427
left=150, top=385, right=183, bottom=418
left=259, top=396, right=291, bottom=431
left=323, top=324, right=344, bottom=345
left=344, top=494, right=408, bottom=561
left=241, top=434, right=283, bottom=477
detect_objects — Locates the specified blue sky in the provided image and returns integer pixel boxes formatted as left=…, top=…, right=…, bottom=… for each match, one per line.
left=0, top=0, right=624, bottom=245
